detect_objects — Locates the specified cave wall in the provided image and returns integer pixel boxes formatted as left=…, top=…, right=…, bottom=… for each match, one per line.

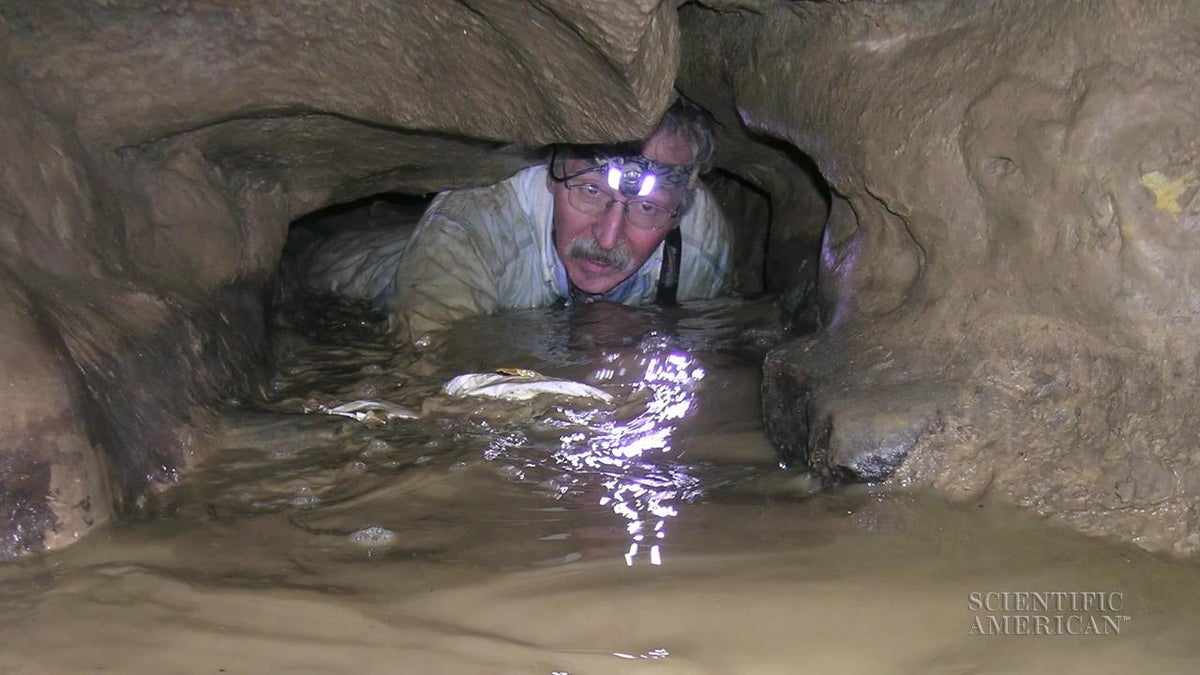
left=677, top=4, right=830, bottom=323
left=0, top=0, right=683, bottom=557
left=688, top=0, right=1199, bottom=553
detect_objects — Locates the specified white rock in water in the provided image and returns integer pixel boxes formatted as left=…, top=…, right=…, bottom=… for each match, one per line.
left=350, top=526, right=396, bottom=547
left=442, top=371, right=613, bottom=403
left=324, top=398, right=419, bottom=421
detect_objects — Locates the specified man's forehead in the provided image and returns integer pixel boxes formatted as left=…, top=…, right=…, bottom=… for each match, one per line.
left=642, top=130, right=693, bottom=166
left=561, top=155, right=686, bottom=171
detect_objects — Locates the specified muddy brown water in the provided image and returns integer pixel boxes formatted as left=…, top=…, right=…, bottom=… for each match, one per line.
left=2, top=298, right=1199, bottom=674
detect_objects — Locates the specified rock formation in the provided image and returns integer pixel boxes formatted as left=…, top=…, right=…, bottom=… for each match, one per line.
left=681, top=0, right=1200, bottom=554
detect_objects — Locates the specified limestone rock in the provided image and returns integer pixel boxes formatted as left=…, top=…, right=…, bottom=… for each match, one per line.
left=722, top=0, right=1200, bottom=554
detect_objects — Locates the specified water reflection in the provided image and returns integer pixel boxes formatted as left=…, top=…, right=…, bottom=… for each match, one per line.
left=244, top=299, right=782, bottom=569
left=547, top=336, right=706, bottom=566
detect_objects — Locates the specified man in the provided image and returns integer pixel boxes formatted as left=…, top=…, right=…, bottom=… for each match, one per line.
left=302, top=98, right=732, bottom=342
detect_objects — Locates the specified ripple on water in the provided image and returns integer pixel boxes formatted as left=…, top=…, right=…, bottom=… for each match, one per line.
left=6, top=297, right=1200, bottom=674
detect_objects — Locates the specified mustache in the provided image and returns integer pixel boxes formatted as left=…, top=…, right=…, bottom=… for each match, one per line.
left=566, top=237, right=634, bottom=271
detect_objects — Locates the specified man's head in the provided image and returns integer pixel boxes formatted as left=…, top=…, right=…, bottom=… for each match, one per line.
left=546, top=98, right=715, bottom=295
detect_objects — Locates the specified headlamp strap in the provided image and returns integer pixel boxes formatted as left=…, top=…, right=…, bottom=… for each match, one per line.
left=602, top=155, right=694, bottom=198
left=552, top=146, right=695, bottom=198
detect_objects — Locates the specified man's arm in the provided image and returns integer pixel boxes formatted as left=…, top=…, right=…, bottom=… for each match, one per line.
left=386, top=210, right=502, bottom=342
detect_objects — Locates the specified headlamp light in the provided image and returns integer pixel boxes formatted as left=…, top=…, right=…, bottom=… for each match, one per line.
left=602, top=156, right=678, bottom=197
left=553, top=148, right=696, bottom=197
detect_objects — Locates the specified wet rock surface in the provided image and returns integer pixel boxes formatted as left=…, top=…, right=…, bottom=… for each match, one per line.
left=710, top=1, right=1200, bottom=553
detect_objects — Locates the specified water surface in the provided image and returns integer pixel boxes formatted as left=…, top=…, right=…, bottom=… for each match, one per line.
left=1, top=298, right=1198, bottom=674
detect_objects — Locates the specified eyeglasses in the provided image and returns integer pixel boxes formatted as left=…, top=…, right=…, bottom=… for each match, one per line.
left=562, top=181, right=678, bottom=231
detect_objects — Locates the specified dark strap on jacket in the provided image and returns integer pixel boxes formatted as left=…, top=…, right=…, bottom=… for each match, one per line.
left=654, top=226, right=682, bottom=306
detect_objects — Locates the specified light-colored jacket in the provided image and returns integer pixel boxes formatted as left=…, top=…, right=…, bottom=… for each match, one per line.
left=304, top=165, right=733, bottom=341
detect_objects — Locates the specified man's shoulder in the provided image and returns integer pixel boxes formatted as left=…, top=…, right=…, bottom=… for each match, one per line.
left=411, top=164, right=552, bottom=270
left=452, top=164, right=548, bottom=197
left=430, top=165, right=548, bottom=223
left=505, top=164, right=554, bottom=215
left=420, top=165, right=542, bottom=228
left=674, top=180, right=733, bottom=299
left=509, top=163, right=549, bottom=188
left=680, top=182, right=731, bottom=248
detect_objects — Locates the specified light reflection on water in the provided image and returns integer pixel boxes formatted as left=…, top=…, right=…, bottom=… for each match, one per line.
left=466, top=328, right=726, bottom=566
left=560, top=343, right=706, bottom=567
left=190, top=297, right=785, bottom=573
left=407, top=301, right=784, bottom=568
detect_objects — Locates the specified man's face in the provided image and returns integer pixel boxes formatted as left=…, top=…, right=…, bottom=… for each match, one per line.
left=547, top=131, right=692, bottom=295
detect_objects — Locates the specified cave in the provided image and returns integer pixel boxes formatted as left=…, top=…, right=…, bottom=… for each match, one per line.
left=3, top=0, right=1200, bottom=669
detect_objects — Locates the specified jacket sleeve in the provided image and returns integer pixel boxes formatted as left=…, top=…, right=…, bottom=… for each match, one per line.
left=295, top=225, right=415, bottom=303
left=385, top=208, right=503, bottom=342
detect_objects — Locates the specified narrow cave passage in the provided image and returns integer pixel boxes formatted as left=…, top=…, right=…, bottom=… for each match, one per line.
left=255, top=138, right=836, bottom=528
left=239, top=146, right=833, bottom=577
left=6, top=139, right=1200, bottom=675
left=5, top=0, right=1200, bottom=668
left=270, top=140, right=834, bottom=344
left=195, top=158, right=812, bottom=587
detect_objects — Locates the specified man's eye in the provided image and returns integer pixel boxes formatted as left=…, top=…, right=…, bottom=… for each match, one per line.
left=634, top=200, right=663, bottom=214
left=579, top=183, right=603, bottom=196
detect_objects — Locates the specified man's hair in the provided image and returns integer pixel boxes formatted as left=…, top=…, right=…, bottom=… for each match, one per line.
left=653, top=97, right=715, bottom=216
left=652, top=96, right=717, bottom=175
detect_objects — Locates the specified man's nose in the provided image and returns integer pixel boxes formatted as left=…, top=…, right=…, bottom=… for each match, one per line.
left=591, top=202, right=625, bottom=250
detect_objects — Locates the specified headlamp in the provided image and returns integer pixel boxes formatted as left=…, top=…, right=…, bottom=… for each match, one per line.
left=553, top=148, right=697, bottom=197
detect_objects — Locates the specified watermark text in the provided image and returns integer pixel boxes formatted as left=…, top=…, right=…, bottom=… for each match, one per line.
left=968, top=591, right=1130, bottom=636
